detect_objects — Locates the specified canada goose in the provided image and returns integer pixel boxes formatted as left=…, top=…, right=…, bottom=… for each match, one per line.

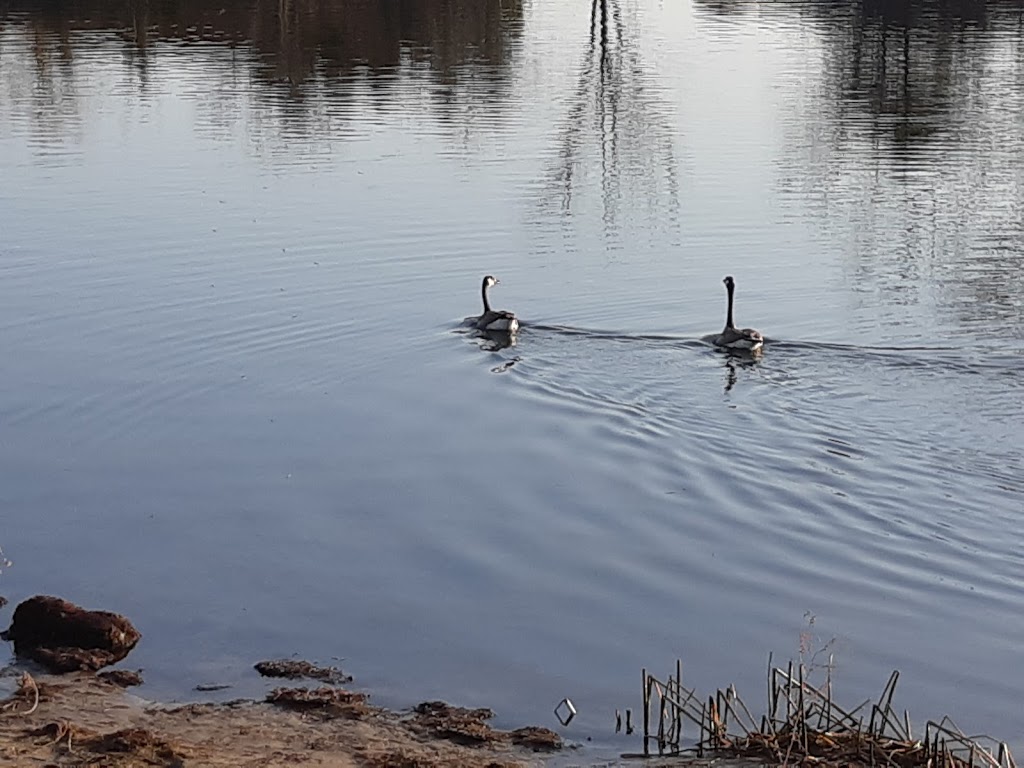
left=475, top=275, right=519, bottom=333
left=713, top=276, right=763, bottom=350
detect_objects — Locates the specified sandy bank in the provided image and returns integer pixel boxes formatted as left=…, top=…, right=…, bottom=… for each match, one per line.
left=0, top=669, right=566, bottom=767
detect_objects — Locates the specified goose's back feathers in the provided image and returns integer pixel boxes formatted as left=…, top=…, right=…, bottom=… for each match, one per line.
left=476, top=310, right=519, bottom=333
left=713, top=326, right=763, bottom=350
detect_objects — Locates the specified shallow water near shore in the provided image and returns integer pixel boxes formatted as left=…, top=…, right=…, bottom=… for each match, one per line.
left=1, top=0, right=1023, bottom=752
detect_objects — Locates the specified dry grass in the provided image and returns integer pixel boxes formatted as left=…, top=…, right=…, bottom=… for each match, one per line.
left=641, top=660, right=1017, bottom=768
left=0, top=673, right=41, bottom=715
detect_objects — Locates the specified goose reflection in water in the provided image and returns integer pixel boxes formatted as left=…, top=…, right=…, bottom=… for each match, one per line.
left=722, top=351, right=762, bottom=393
left=478, top=329, right=518, bottom=352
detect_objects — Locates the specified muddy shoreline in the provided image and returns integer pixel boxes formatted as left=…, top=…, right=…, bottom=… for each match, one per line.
left=0, top=666, right=575, bottom=767
left=0, top=594, right=577, bottom=767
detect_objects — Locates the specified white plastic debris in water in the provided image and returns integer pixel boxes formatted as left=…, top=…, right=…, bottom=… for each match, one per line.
left=554, top=697, right=576, bottom=726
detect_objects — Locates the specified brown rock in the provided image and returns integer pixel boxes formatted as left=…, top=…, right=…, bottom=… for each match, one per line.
left=98, top=669, right=144, bottom=688
left=414, top=700, right=495, bottom=721
left=254, top=658, right=352, bottom=684
left=412, top=700, right=500, bottom=745
left=509, top=726, right=562, bottom=751
left=409, top=701, right=562, bottom=752
left=266, top=686, right=370, bottom=718
left=1, top=595, right=141, bottom=672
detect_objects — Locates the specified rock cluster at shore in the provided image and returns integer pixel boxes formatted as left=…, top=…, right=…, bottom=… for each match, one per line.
left=0, top=593, right=564, bottom=767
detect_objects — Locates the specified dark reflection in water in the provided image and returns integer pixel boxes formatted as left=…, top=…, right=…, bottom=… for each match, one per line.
left=721, top=352, right=762, bottom=394
left=545, top=0, right=680, bottom=246
left=0, top=0, right=524, bottom=132
left=1, top=0, right=523, bottom=73
left=784, top=0, right=1024, bottom=152
left=478, top=329, right=518, bottom=354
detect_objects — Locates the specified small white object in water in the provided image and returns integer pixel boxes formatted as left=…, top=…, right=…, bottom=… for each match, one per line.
left=554, top=697, right=576, bottom=726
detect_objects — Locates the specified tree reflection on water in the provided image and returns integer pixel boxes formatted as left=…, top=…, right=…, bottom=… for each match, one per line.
left=694, top=0, right=1024, bottom=334
left=0, top=0, right=525, bottom=136
left=544, top=0, right=680, bottom=248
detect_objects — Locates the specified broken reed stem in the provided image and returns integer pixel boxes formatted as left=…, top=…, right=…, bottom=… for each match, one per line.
left=648, top=677, right=703, bottom=730
left=700, top=696, right=708, bottom=757
left=1, top=673, right=40, bottom=716
left=786, top=660, right=794, bottom=725
left=672, top=659, right=682, bottom=749
left=23, top=674, right=39, bottom=715
left=998, top=742, right=1018, bottom=768
left=658, top=691, right=666, bottom=752
left=663, top=663, right=671, bottom=749
left=716, top=693, right=726, bottom=747
left=773, top=665, right=866, bottom=732
left=716, top=689, right=726, bottom=743
left=706, top=690, right=713, bottom=749
left=799, top=661, right=808, bottom=754
left=670, top=659, right=681, bottom=749
left=641, top=667, right=649, bottom=757
left=878, top=671, right=901, bottom=738
left=645, top=672, right=693, bottom=754
left=826, top=651, right=834, bottom=730
left=727, top=685, right=756, bottom=737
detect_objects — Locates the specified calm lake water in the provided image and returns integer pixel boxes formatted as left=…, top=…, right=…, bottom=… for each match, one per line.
left=2, top=0, right=1023, bottom=753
